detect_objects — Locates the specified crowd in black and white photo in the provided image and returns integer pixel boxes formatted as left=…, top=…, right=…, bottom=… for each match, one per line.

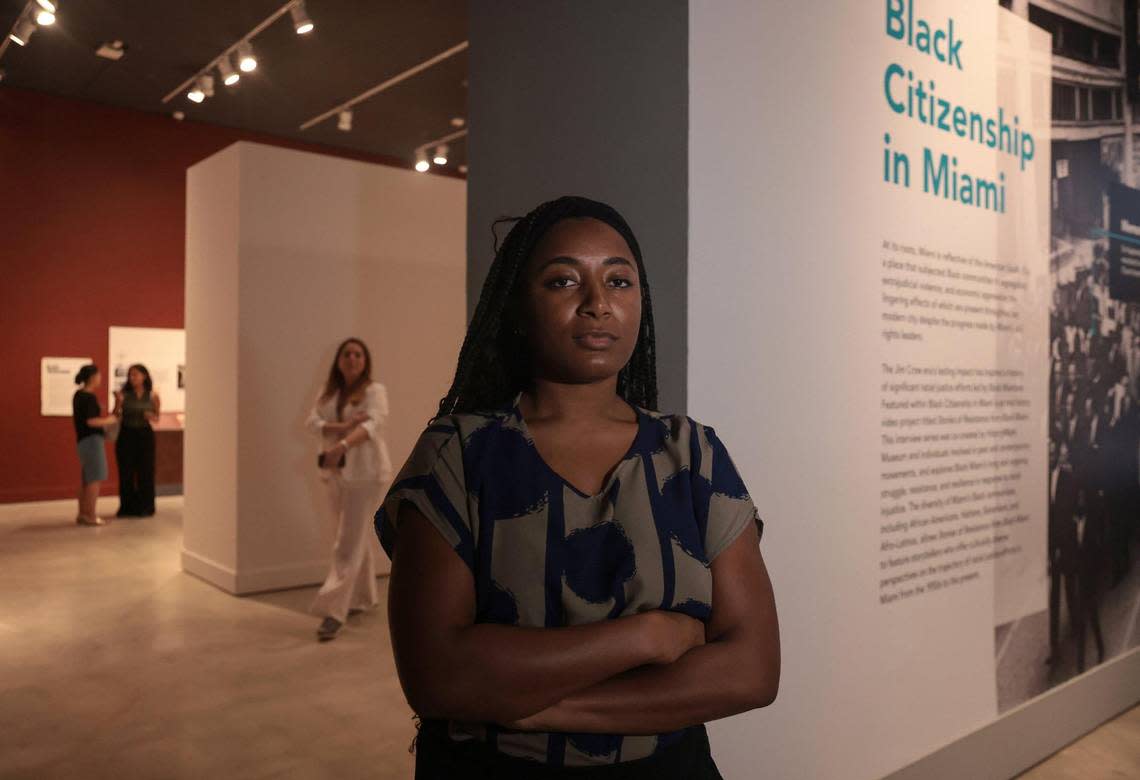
left=1048, top=247, right=1140, bottom=672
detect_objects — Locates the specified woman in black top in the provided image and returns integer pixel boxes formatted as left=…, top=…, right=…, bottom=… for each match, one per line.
left=72, top=364, right=119, bottom=526
left=112, top=364, right=161, bottom=517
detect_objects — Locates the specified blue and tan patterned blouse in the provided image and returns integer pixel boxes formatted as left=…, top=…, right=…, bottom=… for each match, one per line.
left=375, top=392, right=763, bottom=767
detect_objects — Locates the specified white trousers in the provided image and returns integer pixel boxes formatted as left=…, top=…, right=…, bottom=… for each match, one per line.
left=311, top=478, right=386, bottom=623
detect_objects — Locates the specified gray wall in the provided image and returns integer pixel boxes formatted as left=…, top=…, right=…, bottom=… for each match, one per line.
left=467, top=0, right=689, bottom=414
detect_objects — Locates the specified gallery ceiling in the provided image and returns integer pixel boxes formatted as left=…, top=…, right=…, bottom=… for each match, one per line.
left=0, top=0, right=469, bottom=170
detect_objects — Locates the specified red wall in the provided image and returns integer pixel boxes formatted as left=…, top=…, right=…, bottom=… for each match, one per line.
left=0, top=87, right=411, bottom=503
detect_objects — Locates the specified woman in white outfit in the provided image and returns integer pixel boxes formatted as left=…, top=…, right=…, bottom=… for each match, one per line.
left=307, top=337, right=393, bottom=641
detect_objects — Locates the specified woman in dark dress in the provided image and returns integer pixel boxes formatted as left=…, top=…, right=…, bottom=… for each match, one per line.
left=112, top=364, right=161, bottom=517
left=377, top=196, right=780, bottom=778
left=72, top=364, right=119, bottom=526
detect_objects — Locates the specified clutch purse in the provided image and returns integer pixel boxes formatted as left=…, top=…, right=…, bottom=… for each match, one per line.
left=318, top=452, right=347, bottom=469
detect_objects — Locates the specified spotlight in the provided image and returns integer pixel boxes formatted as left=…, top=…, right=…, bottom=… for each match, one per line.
left=36, top=9, right=55, bottom=26
left=219, top=56, right=240, bottom=87
left=432, top=145, right=449, bottom=166
left=36, top=1, right=57, bottom=12
left=290, top=1, right=314, bottom=35
left=237, top=41, right=257, bottom=72
left=414, top=150, right=430, bottom=173
left=9, top=16, right=35, bottom=46
left=337, top=109, right=353, bottom=132
left=449, top=117, right=465, bottom=128
left=188, top=74, right=214, bottom=103
left=95, top=40, right=127, bottom=61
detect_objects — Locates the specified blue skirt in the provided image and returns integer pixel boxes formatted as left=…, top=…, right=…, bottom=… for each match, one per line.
left=77, top=435, right=108, bottom=484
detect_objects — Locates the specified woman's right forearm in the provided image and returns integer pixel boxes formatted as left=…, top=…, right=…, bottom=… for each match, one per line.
left=402, top=612, right=666, bottom=724
left=390, top=505, right=701, bottom=726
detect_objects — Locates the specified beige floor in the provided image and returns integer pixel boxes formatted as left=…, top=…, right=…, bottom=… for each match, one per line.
left=0, top=497, right=1136, bottom=780
left=0, top=496, right=415, bottom=779
left=1017, top=703, right=1140, bottom=780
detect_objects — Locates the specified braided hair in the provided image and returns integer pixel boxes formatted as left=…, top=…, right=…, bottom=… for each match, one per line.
left=437, top=195, right=658, bottom=416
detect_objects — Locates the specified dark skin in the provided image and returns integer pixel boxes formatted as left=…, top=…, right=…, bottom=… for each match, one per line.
left=519, top=216, right=645, bottom=496
left=388, top=218, right=780, bottom=734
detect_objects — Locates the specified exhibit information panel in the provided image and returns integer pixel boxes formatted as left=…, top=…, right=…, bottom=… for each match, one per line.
left=107, top=326, right=186, bottom=413
left=40, top=357, right=93, bottom=416
left=690, top=2, right=1063, bottom=777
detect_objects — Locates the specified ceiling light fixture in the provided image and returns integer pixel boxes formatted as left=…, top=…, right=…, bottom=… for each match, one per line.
left=449, top=117, right=466, bottom=128
left=299, top=41, right=469, bottom=131
left=187, top=74, right=214, bottom=103
left=337, top=109, right=353, bottom=132
left=163, top=2, right=314, bottom=105
left=35, top=9, right=55, bottom=26
left=237, top=41, right=257, bottom=72
left=95, top=40, right=127, bottom=60
left=35, top=0, right=57, bottom=12
left=219, top=56, right=240, bottom=86
left=9, top=14, right=36, bottom=46
left=411, top=127, right=467, bottom=175
left=290, top=1, right=314, bottom=35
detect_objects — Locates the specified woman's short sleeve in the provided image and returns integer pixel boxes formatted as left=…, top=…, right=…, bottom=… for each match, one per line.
left=76, top=392, right=100, bottom=422
left=374, top=420, right=475, bottom=572
left=691, top=422, right=764, bottom=562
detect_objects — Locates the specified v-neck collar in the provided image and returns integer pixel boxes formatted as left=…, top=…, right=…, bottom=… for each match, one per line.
left=509, top=391, right=647, bottom=500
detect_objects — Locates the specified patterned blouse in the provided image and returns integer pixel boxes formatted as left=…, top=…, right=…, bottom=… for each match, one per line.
left=375, top=392, right=763, bottom=768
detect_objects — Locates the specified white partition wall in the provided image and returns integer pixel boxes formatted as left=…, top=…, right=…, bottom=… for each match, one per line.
left=184, top=142, right=465, bottom=594
left=688, top=2, right=1138, bottom=779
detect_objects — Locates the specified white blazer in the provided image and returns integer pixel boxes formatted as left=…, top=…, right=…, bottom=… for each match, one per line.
left=306, top=381, right=393, bottom=484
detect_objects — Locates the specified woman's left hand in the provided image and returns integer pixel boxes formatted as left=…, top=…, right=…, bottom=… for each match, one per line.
left=502, top=703, right=563, bottom=732
left=320, top=441, right=347, bottom=467
left=502, top=713, right=541, bottom=732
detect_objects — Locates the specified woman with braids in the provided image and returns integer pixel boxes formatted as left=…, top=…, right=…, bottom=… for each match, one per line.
left=376, top=196, right=778, bottom=778
left=307, top=338, right=393, bottom=641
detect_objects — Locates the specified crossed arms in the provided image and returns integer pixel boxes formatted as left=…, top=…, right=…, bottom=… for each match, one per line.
left=387, top=505, right=780, bottom=735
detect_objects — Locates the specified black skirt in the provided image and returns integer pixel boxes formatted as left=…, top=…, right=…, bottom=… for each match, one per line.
left=413, top=719, right=724, bottom=780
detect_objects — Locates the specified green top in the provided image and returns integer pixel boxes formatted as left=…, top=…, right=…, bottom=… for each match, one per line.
left=120, top=390, right=155, bottom=429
